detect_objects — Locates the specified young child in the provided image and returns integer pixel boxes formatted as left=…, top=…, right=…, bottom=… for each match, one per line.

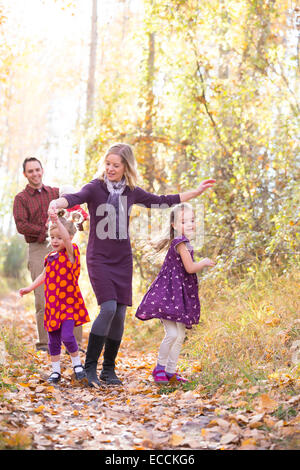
left=20, top=209, right=90, bottom=384
left=135, top=202, right=215, bottom=384
left=59, top=185, right=89, bottom=231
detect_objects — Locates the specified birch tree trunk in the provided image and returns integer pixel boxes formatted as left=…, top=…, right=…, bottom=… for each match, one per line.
left=143, top=31, right=155, bottom=191
left=86, top=0, right=98, bottom=119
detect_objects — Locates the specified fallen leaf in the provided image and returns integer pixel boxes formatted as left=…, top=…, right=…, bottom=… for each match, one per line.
left=233, top=414, right=249, bottom=424
left=265, top=317, right=280, bottom=326
left=18, top=382, right=30, bottom=388
left=220, top=432, right=239, bottom=445
left=141, top=439, right=154, bottom=449
left=169, top=434, right=184, bottom=446
left=249, top=413, right=265, bottom=428
left=287, top=395, right=300, bottom=405
left=257, top=394, right=278, bottom=412
left=34, top=405, right=45, bottom=413
left=214, top=408, right=225, bottom=415
left=234, top=400, right=248, bottom=408
left=263, top=416, right=277, bottom=427
left=289, top=414, right=300, bottom=425
left=209, top=418, right=230, bottom=430
left=240, top=438, right=257, bottom=449
left=4, top=431, right=32, bottom=449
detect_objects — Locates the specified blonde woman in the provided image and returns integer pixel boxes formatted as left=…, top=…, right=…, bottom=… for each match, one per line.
left=48, top=143, right=215, bottom=387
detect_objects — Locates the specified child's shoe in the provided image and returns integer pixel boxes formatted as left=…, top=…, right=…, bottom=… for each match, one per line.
left=73, top=365, right=88, bottom=383
left=152, top=366, right=169, bottom=384
left=167, top=372, right=189, bottom=383
left=47, top=372, right=61, bottom=384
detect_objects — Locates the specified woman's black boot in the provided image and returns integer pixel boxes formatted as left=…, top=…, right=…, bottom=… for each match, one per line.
left=84, top=333, right=106, bottom=387
left=100, top=338, right=122, bottom=385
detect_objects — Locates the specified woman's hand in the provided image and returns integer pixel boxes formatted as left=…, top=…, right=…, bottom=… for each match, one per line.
left=180, top=179, right=216, bottom=202
left=48, top=197, right=68, bottom=215
left=196, top=179, right=216, bottom=195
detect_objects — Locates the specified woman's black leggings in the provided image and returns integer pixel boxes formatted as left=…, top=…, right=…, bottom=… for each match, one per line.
left=90, top=300, right=127, bottom=341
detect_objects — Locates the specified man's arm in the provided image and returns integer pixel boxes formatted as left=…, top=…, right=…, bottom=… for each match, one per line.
left=13, top=195, right=45, bottom=238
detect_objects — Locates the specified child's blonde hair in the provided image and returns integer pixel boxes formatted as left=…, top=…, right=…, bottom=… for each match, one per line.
left=141, top=203, right=194, bottom=265
left=48, top=209, right=83, bottom=238
left=150, top=202, right=194, bottom=253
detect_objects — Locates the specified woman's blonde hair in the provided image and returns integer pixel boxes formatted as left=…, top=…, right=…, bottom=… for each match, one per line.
left=48, top=209, right=83, bottom=238
left=97, top=143, right=138, bottom=190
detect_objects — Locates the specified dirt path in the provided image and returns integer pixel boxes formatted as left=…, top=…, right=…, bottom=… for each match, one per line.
left=0, top=293, right=299, bottom=450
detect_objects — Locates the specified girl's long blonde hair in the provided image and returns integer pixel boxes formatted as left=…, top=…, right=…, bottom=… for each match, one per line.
left=97, top=143, right=138, bottom=190
left=142, top=203, right=194, bottom=263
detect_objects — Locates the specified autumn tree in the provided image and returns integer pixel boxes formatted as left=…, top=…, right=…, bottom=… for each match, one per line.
left=81, top=0, right=299, bottom=281
left=132, top=0, right=299, bottom=275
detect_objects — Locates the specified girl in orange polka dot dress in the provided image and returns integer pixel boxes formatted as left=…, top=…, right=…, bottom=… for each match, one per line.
left=20, top=209, right=90, bottom=384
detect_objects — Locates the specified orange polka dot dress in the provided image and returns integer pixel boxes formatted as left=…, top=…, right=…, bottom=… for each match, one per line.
left=44, top=243, right=90, bottom=332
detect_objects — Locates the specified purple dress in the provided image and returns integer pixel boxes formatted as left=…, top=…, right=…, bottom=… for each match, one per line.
left=135, top=235, right=200, bottom=328
left=64, top=179, right=180, bottom=306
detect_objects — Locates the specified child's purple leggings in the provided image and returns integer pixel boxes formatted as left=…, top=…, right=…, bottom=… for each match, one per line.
left=48, top=320, right=78, bottom=356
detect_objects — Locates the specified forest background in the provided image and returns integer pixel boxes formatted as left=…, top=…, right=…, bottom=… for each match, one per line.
left=0, top=0, right=299, bottom=447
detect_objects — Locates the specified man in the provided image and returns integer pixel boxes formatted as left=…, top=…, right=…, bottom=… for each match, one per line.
left=13, top=157, right=82, bottom=351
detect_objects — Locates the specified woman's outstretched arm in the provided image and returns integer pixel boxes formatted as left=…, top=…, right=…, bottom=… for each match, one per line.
left=179, top=179, right=216, bottom=202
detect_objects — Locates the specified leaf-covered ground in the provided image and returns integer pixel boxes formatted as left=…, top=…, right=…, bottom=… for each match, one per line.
left=0, top=293, right=299, bottom=450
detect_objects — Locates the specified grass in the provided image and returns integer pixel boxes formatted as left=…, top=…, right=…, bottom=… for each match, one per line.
left=192, top=265, right=299, bottom=396
left=0, top=323, right=24, bottom=360
left=0, top=282, right=39, bottom=395
left=0, top=324, right=25, bottom=393
left=0, top=265, right=299, bottom=403
left=127, top=264, right=300, bottom=400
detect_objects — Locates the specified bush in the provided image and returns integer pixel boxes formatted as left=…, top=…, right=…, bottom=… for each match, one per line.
left=3, top=235, right=27, bottom=279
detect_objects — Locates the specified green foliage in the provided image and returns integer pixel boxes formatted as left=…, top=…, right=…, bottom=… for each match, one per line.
left=82, top=0, right=299, bottom=282
left=2, top=235, right=27, bottom=279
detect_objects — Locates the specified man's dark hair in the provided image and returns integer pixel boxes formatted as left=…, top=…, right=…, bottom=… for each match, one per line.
left=23, top=157, right=43, bottom=173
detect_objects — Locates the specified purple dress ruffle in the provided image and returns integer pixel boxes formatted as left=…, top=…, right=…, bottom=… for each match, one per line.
left=135, top=235, right=200, bottom=328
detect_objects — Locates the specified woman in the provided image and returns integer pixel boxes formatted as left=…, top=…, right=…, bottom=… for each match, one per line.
left=48, top=143, right=215, bottom=387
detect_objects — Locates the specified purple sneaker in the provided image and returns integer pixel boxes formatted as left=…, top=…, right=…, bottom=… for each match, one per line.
left=167, top=372, right=189, bottom=383
left=152, top=367, right=169, bottom=384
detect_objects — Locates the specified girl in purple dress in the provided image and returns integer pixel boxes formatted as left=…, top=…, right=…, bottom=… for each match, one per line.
left=136, top=203, right=215, bottom=383
left=48, top=143, right=215, bottom=387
